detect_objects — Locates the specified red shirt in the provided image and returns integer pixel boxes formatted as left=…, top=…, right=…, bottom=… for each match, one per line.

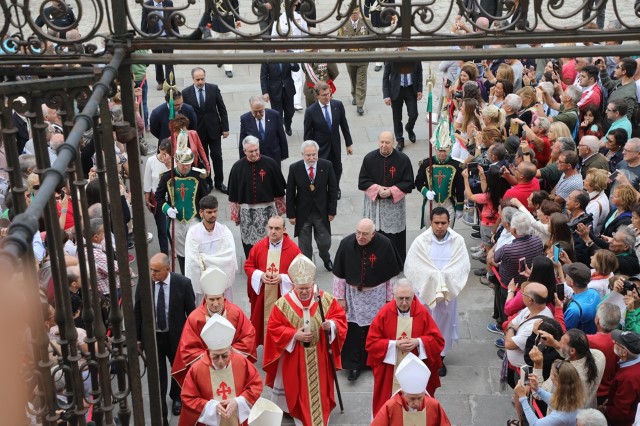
left=587, top=332, right=619, bottom=398
left=503, top=180, right=541, bottom=212
left=528, top=135, right=551, bottom=168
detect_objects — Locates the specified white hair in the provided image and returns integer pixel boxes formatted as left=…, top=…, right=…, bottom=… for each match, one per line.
left=576, top=409, right=607, bottom=426
left=510, top=212, right=533, bottom=236
left=503, top=94, right=522, bottom=111
left=242, top=135, right=260, bottom=149
left=393, top=278, right=415, bottom=295
left=300, top=140, right=319, bottom=153
left=565, top=85, right=582, bottom=104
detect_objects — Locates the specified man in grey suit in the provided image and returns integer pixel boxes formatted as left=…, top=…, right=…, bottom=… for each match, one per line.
left=303, top=81, right=354, bottom=199
left=286, top=140, right=338, bottom=271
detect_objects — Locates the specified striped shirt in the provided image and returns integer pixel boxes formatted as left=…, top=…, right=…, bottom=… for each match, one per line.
left=494, top=235, right=544, bottom=287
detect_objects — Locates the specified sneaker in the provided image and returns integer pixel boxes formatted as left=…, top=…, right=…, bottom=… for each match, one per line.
left=472, top=224, right=480, bottom=231
left=473, top=268, right=487, bottom=276
left=470, top=245, right=484, bottom=252
left=471, top=251, right=486, bottom=260
left=487, top=323, right=504, bottom=335
left=470, top=231, right=481, bottom=240
left=495, top=338, right=505, bottom=348
left=146, top=232, right=153, bottom=244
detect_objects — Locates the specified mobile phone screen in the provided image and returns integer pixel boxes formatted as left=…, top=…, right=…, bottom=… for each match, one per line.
left=518, top=257, right=527, bottom=273
left=553, top=243, right=561, bottom=263
left=556, top=283, right=565, bottom=300
left=520, top=365, right=530, bottom=385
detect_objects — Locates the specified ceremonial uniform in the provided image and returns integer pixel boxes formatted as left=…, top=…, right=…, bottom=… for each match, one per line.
left=302, top=62, right=339, bottom=107
left=337, top=16, right=370, bottom=112
left=366, top=296, right=445, bottom=417
left=228, top=155, right=287, bottom=257
left=263, top=289, right=347, bottom=426
left=333, top=232, right=403, bottom=374
left=244, top=234, right=301, bottom=348
left=358, top=148, right=414, bottom=262
left=414, top=155, right=464, bottom=228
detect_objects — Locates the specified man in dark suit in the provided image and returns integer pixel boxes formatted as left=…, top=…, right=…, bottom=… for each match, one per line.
left=141, top=0, right=178, bottom=90
left=135, top=253, right=196, bottom=424
left=149, top=90, right=197, bottom=143
left=382, top=49, right=423, bottom=152
left=182, top=67, right=230, bottom=193
left=260, top=54, right=300, bottom=136
left=286, top=140, right=338, bottom=271
left=303, top=81, right=354, bottom=199
left=239, top=95, right=288, bottom=163
left=12, top=109, right=30, bottom=154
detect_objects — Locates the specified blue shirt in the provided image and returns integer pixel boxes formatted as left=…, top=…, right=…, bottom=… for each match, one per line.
left=564, top=288, right=601, bottom=334
left=520, top=389, right=578, bottom=425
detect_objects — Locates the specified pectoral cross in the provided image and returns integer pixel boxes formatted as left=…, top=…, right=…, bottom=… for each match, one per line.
left=216, top=381, right=232, bottom=400
left=177, top=183, right=188, bottom=200
left=259, top=169, right=266, bottom=182
left=400, top=332, right=408, bottom=339
left=389, top=166, right=396, bottom=179
left=267, top=262, right=279, bottom=275
left=368, top=253, right=377, bottom=267
left=436, top=170, right=445, bottom=187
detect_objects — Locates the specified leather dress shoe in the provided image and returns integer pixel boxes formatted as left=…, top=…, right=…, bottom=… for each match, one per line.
left=438, top=364, right=447, bottom=377
left=215, top=184, right=228, bottom=194
left=172, top=400, right=182, bottom=416
left=406, top=126, right=416, bottom=143
left=374, top=65, right=382, bottom=72
left=156, top=83, right=163, bottom=91
left=285, top=127, right=292, bottom=136
left=225, top=70, right=233, bottom=78
left=323, top=260, right=333, bottom=271
left=397, top=140, right=405, bottom=152
left=357, top=107, right=364, bottom=116
left=348, top=369, right=360, bottom=381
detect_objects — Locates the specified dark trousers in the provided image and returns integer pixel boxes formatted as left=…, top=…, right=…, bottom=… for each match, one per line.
left=151, top=49, right=175, bottom=84
left=378, top=229, right=406, bottom=265
left=582, top=0, right=607, bottom=28
left=270, top=92, right=295, bottom=130
left=201, top=135, right=223, bottom=187
left=330, top=155, right=343, bottom=188
left=156, top=332, right=180, bottom=417
left=391, top=87, right=418, bottom=143
left=242, top=243, right=253, bottom=260
left=341, top=322, right=369, bottom=370
left=298, top=209, right=331, bottom=263
left=153, top=205, right=169, bottom=255
left=493, top=280, right=508, bottom=326
left=177, top=255, right=185, bottom=276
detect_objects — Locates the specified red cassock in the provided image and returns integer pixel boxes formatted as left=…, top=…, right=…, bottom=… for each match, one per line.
left=371, top=392, right=451, bottom=426
left=262, top=290, right=347, bottom=426
left=179, top=351, right=263, bottom=426
left=172, top=302, right=258, bottom=387
left=243, top=234, right=301, bottom=347
left=366, top=297, right=445, bottom=417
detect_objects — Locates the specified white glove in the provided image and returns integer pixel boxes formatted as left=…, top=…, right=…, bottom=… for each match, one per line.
left=426, top=190, right=436, bottom=201
left=455, top=211, right=464, bottom=220
left=167, top=207, right=178, bottom=219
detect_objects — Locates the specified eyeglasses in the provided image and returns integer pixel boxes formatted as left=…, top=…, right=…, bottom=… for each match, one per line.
left=623, top=148, right=640, bottom=152
left=522, top=293, right=532, bottom=301
left=605, top=108, right=617, bottom=113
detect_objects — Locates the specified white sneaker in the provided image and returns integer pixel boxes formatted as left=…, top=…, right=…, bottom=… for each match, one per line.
left=146, top=232, right=153, bottom=244
left=470, top=245, right=484, bottom=252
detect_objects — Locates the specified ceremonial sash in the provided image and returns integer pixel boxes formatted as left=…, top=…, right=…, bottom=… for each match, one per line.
left=167, top=176, right=199, bottom=222
left=263, top=250, right=281, bottom=341
left=391, top=316, right=413, bottom=395
left=209, top=361, right=238, bottom=426
left=403, top=407, right=427, bottom=425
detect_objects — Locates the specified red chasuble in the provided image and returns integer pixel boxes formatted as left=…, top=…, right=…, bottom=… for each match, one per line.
left=172, top=301, right=258, bottom=387
left=179, top=351, right=263, bottom=426
left=366, top=297, right=445, bottom=417
left=243, top=234, right=301, bottom=347
left=371, top=392, right=451, bottom=426
left=262, top=290, right=347, bottom=426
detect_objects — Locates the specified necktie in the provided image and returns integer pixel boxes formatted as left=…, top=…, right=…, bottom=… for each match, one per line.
left=309, top=166, right=314, bottom=180
left=198, top=88, right=204, bottom=107
left=156, top=281, right=167, bottom=331
left=352, top=21, right=357, bottom=30
left=323, top=105, right=332, bottom=128
left=258, top=119, right=265, bottom=140
left=402, top=74, right=409, bottom=87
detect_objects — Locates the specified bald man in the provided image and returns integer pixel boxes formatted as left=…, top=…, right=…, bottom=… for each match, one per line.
left=135, top=253, right=196, bottom=422
left=503, top=161, right=541, bottom=211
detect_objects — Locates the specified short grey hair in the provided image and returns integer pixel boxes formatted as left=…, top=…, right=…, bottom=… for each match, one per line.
left=242, top=135, right=260, bottom=149
left=501, top=206, right=518, bottom=225
left=580, top=135, right=601, bottom=152
left=89, top=217, right=104, bottom=237
left=615, top=226, right=636, bottom=249
left=538, top=81, right=554, bottom=97
left=576, top=408, right=607, bottom=426
left=87, top=203, right=102, bottom=219
left=191, top=67, right=205, bottom=77
left=627, top=137, right=640, bottom=151
left=510, top=212, right=533, bottom=236
left=557, top=137, right=576, bottom=152
left=300, top=140, right=319, bottom=153
left=537, top=117, right=551, bottom=133
left=565, top=85, right=582, bottom=104
left=249, top=95, right=266, bottom=108
left=503, top=93, right=523, bottom=111
left=596, top=303, right=621, bottom=332
left=393, top=278, right=415, bottom=295
left=19, top=154, right=37, bottom=175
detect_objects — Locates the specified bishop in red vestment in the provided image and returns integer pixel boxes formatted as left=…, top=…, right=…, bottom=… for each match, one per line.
left=180, top=315, right=263, bottom=426
left=366, top=280, right=445, bottom=417
left=371, top=392, right=451, bottom=426
left=244, top=217, right=301, bottom=348
left=263, top=255, right=347, bottom=426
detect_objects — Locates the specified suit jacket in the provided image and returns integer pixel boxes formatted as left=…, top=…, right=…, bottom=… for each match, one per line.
left=303, top=100, right=353, bottom=160
left=260, top=62, right=300, bottom=102
left=239, top=108, right=288, bottom=162
left=134, top=272, right=196, bottom=352
left=12, top=112, right=29, bottom=154
left=382, top=58, right=424, bottom=101
left=182, top=83, right=229, bottom=141
left=141, top=0, right=179, bottom=35
left=208, top=0, right=239, bottom=33
left=286, top=158, right=338, bottom=237
left=149, top=103, right=197, bottom=142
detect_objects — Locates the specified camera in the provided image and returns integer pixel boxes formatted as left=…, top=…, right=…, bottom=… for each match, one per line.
left=621, top=280, right=637, bottom=296
left=568, top=213, right=593, bottom=232
left=453, top=90, right=464, bottom=99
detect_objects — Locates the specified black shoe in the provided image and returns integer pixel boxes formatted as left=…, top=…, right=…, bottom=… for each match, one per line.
left=225, top=70, right=233, bottom=78
left=352, top=99, right=356, bottom=106
left=347, top=369, right=360, bottom=381
left=172, top=400, right=182, bottom=416
left=406, top=125, right=416, bottom=143
left=357, top=107, right=364, bottom=116
left=323, top=260, right=333, bottom=271
left=473, top=268, right=487, bottom=276
left=470, top=231, right=481, bottom=240
left=285, top=127, right=292, bottom=136
left=337, top=189, right=341, bottom=200
left=215, top=184, right=228, bottom=194
left=374, top=65, right=382, bottom=72
left=497, top=349, right=505, bottom=360
left=472, top=224, right=480, bottom=231
left=438, top=364, right=447, bottom=377
left=397, top=140, right=405, bottom=152
left=187, top=27, right=204, bottom=40
left=217, top=64, right=223, bottom=68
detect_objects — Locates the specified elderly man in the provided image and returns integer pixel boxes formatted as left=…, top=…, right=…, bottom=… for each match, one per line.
left=587, top=303, right=622, bottom=406
left=578, top=135, right=610, bottom=178
left=244, top=216, right=301, bottom=348
left=503, top=162, right=540, bottom=210
left=286, top=140, right=338, bottom=271
left=371, top=353, right=451, bottom=425
left=511, top=116, right=552, bottom=167
left=263, top=254, right=348, bottom=426
left=180, top=315, right=263, bottom=426
left=358, top=131, right=414, bottom=262
left=579, top=226, right=640, bottom=277
left=333, top=218, right=403, bottom=381
left=536, top=85, right=581, bottom=133
left=563, top=263, right=601, bottom=333
left=414, top=145, right=464, bottom=228
left=184, top=195, right=237, bottom=305
left=617, top=137, right=640, bottom=180
left=366, top=279, right=445, bottom=417
left=172, top=267, right=256, bottom=388
left=239, top=95, right=288, bottom=163
left=602, top=330, right=640, bottom=424
left=503, top=94, right=524, bottom=137
left=405, top=207, right=470, bottom=377
left=228, top=136, right=287, bottom=257
left=552, top=150, right=584, bottom=207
